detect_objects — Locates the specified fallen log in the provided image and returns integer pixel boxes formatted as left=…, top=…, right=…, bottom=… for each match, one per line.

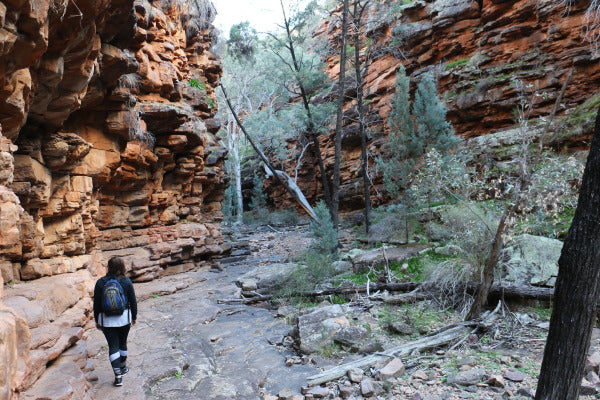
left=217, top=281, right=554, bottom=304
left=306, top=303, right=502, bottom=386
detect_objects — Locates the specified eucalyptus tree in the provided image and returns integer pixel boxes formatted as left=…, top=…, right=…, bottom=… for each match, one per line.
left=217, top=25, right=285, bottom=222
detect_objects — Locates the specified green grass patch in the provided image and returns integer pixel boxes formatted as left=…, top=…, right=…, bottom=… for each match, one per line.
left=394, top=249, right=457, bottom=282
left=188, top=78, right=206, bottom=91
left=445, top=58, right=470, bottom=70
left=318, top=341, right=344, bottom=358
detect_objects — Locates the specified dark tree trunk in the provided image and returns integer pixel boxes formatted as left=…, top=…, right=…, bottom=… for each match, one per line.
left=535, top=107, right=600, bottom=400
left=353, top=0, right=372, bottom=234
left=465, top=212, right=508, bottom=320
left=332, top=0, right=350, bottom=226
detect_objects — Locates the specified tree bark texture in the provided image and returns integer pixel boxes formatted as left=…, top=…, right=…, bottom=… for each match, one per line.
left=465, top=212, right=508, bottom=320
left=353, top=0, right=372, bottom=234
left=331, top=0, right=350, bottom=226
left=535, top=107, right=600, bottom=400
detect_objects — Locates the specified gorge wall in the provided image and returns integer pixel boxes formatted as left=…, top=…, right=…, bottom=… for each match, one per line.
left=265, top=0, right=600, bottom=211
left=0, top=0, right=226, bottom=398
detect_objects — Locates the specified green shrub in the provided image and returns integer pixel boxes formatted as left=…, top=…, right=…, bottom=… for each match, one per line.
left=377, top=67, right=458, bottom=198
left=276, top=252, right=336, bottom=298
left=310, top=201, right=338, bottom=257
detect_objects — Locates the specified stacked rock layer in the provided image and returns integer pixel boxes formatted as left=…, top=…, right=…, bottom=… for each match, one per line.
left=0, top=0, right=226, bottom=398
left=266, top=0, right=600, bottom=210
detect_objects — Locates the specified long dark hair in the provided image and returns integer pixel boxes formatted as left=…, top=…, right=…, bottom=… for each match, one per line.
left=107, top=256, right=126, bottom=277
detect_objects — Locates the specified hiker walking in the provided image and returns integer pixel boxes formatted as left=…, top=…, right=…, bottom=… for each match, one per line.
left=93, top=256, right=137, bottom=387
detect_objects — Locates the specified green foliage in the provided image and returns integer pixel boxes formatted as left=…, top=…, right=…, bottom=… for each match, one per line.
left=377, top=67, right=458, bottom=197
left=227, top=21, right=257, bottom=61
left=206, top=96, right=215, bottom=108
left=408, top=148, right=480, bottom=208
left=310, top=201, right=339, bottom=257
left=445, top=58, right=470, bottom=70
left=277, top=252, right=336, bottom=297
left=188, top=78, right=206, bottom=91
left=515, top=153, right=583, bottom=238
left=413, top=74, right=458, bottom=152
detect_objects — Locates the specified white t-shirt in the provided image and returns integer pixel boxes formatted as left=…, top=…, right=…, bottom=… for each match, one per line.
left=99, top=309, right=132, bottom=327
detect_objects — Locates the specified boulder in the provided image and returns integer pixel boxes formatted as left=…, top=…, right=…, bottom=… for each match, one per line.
left=236, top=263, right=298, bottom=293
left=502, top=234, right=562, bottom=286
left=298, top=305, right=349, bottom=354
left=379, top=357, right=405, bottom=379
left=333, top=325, right=368, bottom=346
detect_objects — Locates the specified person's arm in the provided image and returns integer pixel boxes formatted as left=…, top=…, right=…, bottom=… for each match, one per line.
left=93, top=279, right=103, bottom=326
left=124, top=278, right=137, bottom=323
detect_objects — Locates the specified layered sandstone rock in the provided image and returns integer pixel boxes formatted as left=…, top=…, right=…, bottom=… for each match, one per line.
left=266, top=0, right=600, bottom=211
left=0, top=0, right=225, bottom=398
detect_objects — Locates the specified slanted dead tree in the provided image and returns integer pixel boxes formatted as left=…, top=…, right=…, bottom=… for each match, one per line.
left=535, top=107, right=600, bottom=399
left=220, top=85, right=316, bottom=220
left=275, top=0, right=334, bottom=213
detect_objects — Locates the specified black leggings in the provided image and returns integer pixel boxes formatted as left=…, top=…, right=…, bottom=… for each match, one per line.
left=102, top=325, right=131, bottom=375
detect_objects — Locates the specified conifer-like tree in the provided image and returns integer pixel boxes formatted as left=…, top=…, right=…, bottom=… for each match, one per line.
left=378, top=67, right=457, bottom=197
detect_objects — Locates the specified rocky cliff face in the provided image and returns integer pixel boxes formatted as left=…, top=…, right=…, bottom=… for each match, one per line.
left=0, top=0, right=226, bottom=398
left=266, top=0, right=600, bottom=211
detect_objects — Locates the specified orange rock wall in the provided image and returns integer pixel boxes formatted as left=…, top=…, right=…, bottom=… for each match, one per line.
left=0, top=0, right=225, bottom=398
left=266, top=0, right=600, bottom=210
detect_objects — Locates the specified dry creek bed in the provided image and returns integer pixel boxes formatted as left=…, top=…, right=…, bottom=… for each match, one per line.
left=85, top=224, right=600, bottom=400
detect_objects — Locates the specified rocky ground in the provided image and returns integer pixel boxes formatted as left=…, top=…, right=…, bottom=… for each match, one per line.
left=86, top=223, right=600, bottom=400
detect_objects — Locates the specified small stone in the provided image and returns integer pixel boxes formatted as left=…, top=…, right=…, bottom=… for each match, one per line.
left=390, top=322, right=416, bottom=335
left=278, top=388, right=295, bottom=400
left=516, top=387, right=535, bottom=398
left=348, top=368, right=364, bottom=383
left=412, top=370, right=429, bottom=380
left=239, top=278, right=258, bottom=291
left=458, top=357, right=476, bottom=366
left=446, top=369, right=485, bottom=386
left=486, top=375, right=505, bottom=388
left=360, top=378, right=375, bottom=397
left=380, top=358, right=405, bottom=379
left=306, top=386, right=330, bottom=398
left=587, top=370, right=600, bottom=385
left=263, top=395, right=277, bottom=400
left=356, top=340, right=384, bottom=353
left=338, top=384, right=353, bottom=399
left=587, top=351, right=600, bottom=372
left=418, top=326, right=430, bottom=335
left=580, top=379, right=598, bottom=395
left=503, top=370, right=527, bottom=382
left=500, top=356, right=511, bottom=364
